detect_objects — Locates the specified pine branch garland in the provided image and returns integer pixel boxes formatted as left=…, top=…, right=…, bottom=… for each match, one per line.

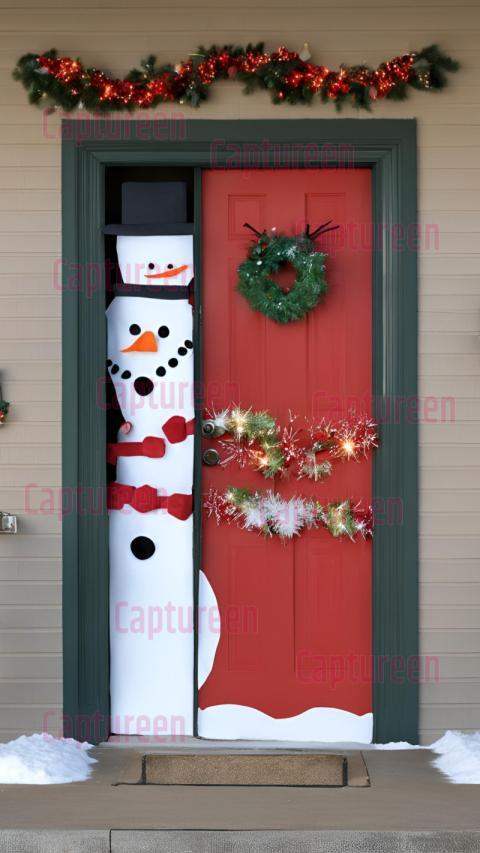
left=13, top=44, right=459, bottom=113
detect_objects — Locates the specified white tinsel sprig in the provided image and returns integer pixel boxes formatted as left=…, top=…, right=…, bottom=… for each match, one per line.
left=205, top=487, right=373, bottom=542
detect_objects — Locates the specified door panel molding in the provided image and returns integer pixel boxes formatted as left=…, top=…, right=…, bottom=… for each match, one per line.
left=62, top=119, right=417, bottom=744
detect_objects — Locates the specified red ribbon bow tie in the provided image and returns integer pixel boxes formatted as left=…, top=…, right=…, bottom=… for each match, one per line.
left=107, top=417, right=194, bottom=465
left=162, top=415, right=195, bottom=444
left=108, top=482, right=192, bottom=520
left=107, top=436, right=165, bottom=466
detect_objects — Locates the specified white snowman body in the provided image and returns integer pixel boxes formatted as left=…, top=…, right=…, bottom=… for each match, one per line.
left=107, top=233, right=196, bottom=737
left=107, top=296, right=195, bottom=493
left=109, top=509, right=194, bottom=736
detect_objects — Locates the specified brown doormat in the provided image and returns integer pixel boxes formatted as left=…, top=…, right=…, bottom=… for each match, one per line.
left=116, top=752, right=370, bottom=788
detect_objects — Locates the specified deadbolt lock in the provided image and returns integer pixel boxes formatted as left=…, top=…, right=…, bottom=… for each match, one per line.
left=202, top=448, right=220, bottom=466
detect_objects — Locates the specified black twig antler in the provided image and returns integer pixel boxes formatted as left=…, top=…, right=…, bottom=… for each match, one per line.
left=243, top=221, right=339, bottom=241
left=243, top=222, right=264, bottom=238
left=306, top=220, right=340, bottom=240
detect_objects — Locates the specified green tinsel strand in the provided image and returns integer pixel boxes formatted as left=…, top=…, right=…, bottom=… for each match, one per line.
left=244, top=410, right=277, bottom=437
left=299, top=455, right=332, bottom=482
left=225, top=486, right=253, bottom=508
left=261, top=445, right=285, bottom=478
left=322, top=501, right=358, bottom=539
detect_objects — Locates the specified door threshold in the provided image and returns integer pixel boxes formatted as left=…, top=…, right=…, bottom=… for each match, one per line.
left=102, top=735, right=372, bottom=751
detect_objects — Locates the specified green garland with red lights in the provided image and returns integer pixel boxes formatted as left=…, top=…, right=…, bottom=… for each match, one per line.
left=13, top=43, right=458, bottom=112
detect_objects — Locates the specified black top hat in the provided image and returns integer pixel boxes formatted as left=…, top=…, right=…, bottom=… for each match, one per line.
left=103, top=181, right=193, bottom=236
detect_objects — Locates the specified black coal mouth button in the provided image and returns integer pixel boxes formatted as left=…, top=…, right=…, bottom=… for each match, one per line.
left=134, top=376, right=154, bottom=397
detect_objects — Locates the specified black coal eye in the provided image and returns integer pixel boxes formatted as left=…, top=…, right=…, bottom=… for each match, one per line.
left=148, top=263, right=155, bottom=270
left=129, top=324, right=141, bottom=335
left=167, top=263, right=173, bottom=269
left=130, top=536, right=155, bottom=560
left=158, top=326, right=169, bottom=338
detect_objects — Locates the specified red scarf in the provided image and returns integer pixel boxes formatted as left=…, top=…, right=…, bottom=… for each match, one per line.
left=107, top=416, right=195, bottom=465
left=108, top=482, right=192, bottom=520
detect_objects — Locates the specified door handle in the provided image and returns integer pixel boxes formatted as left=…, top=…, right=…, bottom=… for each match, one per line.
left=202, top=419, right=225, bottom=438
left=202, top=448, right=220, bottom=466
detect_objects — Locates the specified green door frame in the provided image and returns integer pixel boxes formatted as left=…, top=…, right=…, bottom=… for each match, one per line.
left=62, top=118, right=418, bottom=744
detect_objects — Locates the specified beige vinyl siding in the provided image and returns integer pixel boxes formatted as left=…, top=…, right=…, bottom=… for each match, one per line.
left=0, top=0, right=479, bottom=744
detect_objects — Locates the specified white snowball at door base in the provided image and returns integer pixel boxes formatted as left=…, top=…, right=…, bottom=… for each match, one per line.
left=197, top=570, right=221, bottom=689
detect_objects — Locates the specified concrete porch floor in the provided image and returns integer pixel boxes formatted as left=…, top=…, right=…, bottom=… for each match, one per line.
left=0, top=740, right=479, bottom=852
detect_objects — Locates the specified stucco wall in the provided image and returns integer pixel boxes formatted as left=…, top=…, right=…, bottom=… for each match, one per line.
left=0, top=0, right=478, bottom=743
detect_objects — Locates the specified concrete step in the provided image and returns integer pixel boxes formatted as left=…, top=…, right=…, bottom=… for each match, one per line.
left=2, top=829, right=480, bottom=853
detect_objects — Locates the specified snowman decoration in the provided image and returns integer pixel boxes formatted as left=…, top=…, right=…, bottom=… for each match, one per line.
left=104, top=183, right=218, bottom=737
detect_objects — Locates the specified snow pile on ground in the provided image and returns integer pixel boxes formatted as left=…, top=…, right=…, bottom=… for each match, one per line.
left=373, top=730, right=480, bottom=783
left=430, top=730, right=480, bottom=784
left=0, top=734, right=97, bottom=784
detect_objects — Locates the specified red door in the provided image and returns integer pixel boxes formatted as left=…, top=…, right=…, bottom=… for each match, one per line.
left=199, top=169, right=373, bottom=741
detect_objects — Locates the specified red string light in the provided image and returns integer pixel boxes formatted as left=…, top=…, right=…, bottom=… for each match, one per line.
left=16, top=44, right=458, bottom=111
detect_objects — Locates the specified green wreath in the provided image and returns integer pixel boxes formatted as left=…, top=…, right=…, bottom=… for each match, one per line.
left=237, top=222, right=337, bottom=324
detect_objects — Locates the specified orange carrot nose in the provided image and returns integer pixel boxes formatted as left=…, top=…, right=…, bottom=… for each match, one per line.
left=121, top=330, right=158, bottom=353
